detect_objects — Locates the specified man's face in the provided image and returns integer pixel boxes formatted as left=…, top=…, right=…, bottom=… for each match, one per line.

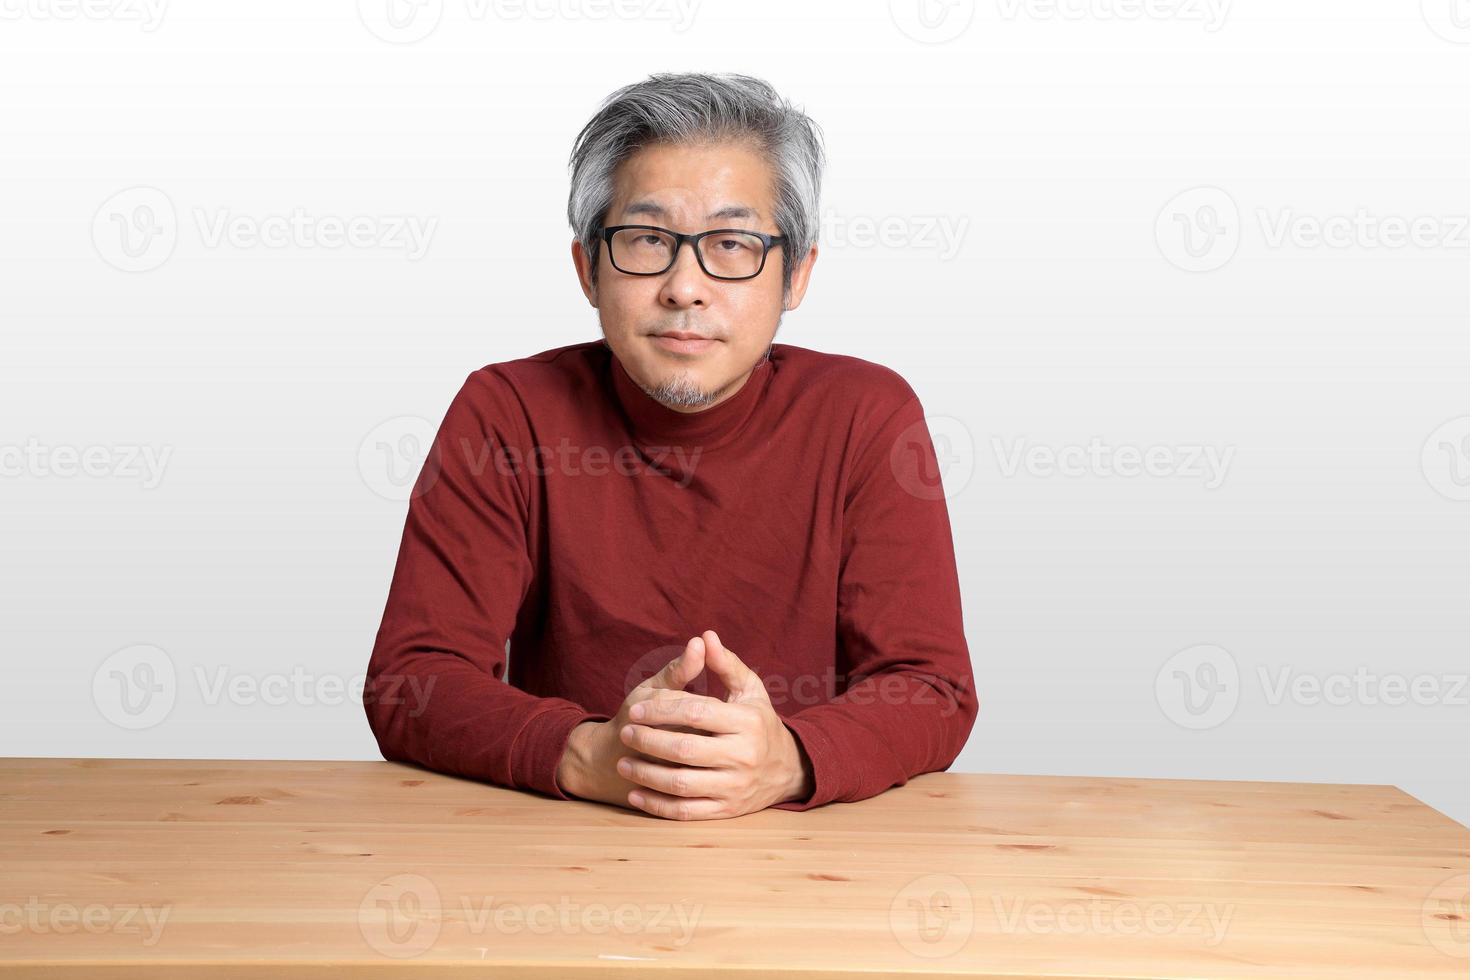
left=573, top=139, right=816, bottom=413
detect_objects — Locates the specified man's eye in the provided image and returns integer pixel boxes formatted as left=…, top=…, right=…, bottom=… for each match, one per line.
left=637, top=235, right=668, bottom=247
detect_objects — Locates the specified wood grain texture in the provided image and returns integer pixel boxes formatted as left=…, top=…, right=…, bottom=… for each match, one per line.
left=1, top=758, right=1467, bottom=978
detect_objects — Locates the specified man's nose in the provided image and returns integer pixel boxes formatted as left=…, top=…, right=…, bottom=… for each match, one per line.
left=658, top=241, right=711, bottom=309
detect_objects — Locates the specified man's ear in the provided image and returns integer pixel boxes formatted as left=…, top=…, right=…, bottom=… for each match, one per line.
left=571, top=238, right=598, bottom=308
left=782, top=243, right=818, bottom=312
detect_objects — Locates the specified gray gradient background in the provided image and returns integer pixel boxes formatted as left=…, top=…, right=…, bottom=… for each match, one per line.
left=2, top=1, right=1467, bottom=827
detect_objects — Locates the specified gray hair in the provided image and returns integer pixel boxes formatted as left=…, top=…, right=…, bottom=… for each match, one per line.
left=567, top=72, right=825, bottom=296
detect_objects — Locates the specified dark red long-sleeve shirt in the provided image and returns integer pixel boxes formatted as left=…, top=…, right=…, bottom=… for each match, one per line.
left=363, top=340, right=977, bottom=810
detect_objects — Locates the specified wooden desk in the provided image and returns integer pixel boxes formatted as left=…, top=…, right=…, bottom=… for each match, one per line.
left=2, top=759, right=1467, bottom=978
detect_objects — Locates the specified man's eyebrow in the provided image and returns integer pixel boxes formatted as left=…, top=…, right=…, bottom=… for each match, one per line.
left=622, top=200, right=762, bottom=222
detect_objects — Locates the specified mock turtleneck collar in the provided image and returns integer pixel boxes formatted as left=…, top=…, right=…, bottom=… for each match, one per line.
left=606, top=344, right=773, bottom=452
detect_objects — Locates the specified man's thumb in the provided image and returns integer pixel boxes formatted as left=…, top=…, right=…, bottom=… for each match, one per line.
left=702, top=630, right=764, bottom=703
left=645, top=635, right=706, bottom=691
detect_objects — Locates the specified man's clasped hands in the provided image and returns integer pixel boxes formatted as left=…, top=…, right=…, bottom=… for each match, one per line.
left=554, top=630, right=814, bottom=820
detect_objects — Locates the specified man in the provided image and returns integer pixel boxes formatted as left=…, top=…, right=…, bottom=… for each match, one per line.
left=363, top=72, right=976, bottom=821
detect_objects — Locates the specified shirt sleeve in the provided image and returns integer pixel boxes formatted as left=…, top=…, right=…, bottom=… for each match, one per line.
left=362, top=369, right=611, bottom=800
left=770, top=382, right=978, bottom=811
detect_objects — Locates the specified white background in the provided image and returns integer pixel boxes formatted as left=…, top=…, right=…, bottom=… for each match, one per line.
left=2, top=0, right=1468, bottom=827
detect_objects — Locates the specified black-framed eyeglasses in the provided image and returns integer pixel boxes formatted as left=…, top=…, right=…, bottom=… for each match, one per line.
left=600, top=224, right=786, bottom=281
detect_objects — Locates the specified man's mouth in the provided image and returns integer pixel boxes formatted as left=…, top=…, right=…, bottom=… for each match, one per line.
left=654, top=330, right=717, bottom=341
left=651, top=330, right=720, bottom=354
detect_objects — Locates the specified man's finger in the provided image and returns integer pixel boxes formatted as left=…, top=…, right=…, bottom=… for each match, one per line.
left=625, top=787, right=726, bottom=821
left=629, top=693, right=748, bottom=734
left=619, top=722, right=733, bottom=769
left=638, top=635, right=706, bottom=693
left=700, top=630, right=766, bottom=704
left=617, top=755, right=730, bottom=799
left=624, top=689, right=704, bottom=736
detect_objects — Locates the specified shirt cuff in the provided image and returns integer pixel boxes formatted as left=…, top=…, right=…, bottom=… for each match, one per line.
left=509, top=707, right=611, bottom=801
left=769, top=715, right=839, bottom=811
